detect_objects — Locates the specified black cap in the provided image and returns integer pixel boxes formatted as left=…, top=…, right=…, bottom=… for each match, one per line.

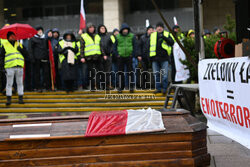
left=173, top=25, right=180, bottom=30
left=156, top=22, right=164, bottom=28
left=35, top=26, right=44, bottom=31
left=146, top=25, right=154, bottom=31
left=7, top=31, right=15, bottom=39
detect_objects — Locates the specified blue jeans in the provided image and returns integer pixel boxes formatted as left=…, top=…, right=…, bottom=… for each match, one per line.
left=152, top=61, right=169, bottom=92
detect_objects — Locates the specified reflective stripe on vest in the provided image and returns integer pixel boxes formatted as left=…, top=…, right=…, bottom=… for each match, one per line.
left=58, top=40, right=77, bottom=63
left=81, top=33, right=101, bottom=56
left=150, top=31, right=172, bottom=57
left=2, top=41, right=24, bottom=69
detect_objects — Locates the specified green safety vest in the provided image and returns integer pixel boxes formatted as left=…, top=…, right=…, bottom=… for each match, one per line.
left=81, top=33, right=101, bottom=56
left=150, top=31, right=172, bottom=57
left=2, top=41, right=24, bottom=69
left=58, top=40, right=77, bottom=63
left=116, top=33, right=134, bottom=57
left=110, top=35, right=116, bottom=44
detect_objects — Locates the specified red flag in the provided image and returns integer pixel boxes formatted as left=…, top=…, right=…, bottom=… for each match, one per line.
left=48, top=40, right=56, bottom=88
left=85, top=109, right=166, bottom=137
left=80, top=0, right=86, bottom=30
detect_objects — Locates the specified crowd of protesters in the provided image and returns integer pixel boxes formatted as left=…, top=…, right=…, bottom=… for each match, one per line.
left=0, top=21, right=222, bottom=105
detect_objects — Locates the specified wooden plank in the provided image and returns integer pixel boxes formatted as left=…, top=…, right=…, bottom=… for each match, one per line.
left=0, top=132, right=203, bottom=150
left=0, top=140, right=206, bottom=160
left=37, top=158, right=196, bottom=167
left=0, top=148, right=208, bottom=167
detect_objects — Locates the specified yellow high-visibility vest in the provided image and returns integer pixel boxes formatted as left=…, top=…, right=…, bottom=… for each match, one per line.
left=76, top=41, right=81, bottom=57
left=110, top=35, right=116, bottom=44
left=2, top=41, right=24, bottom=69
left=150, top=31, right=172, bottom=57
left=81, top=33, right=101, bottom=56
left=58, top=40, right=77, bottom=63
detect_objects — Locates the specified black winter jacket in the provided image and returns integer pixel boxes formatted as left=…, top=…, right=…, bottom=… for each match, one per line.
left=29, top=34, right=49, bottom=60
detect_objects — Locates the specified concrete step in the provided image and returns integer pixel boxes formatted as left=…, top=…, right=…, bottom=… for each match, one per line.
left=0, top=101, right=164, bottom=108
left=0, top=93, right=163, bottom=100
left=0, top=106, right=163, bottom=113
left=0, top=97, right=166, bottom=103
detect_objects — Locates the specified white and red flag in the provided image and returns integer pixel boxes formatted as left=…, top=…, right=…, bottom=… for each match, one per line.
left=85, top=108, right=165, bottom=137
left=80, top=0, right=86, bottom=30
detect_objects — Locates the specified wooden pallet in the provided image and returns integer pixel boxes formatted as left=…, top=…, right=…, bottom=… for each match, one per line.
left=0, top=109, right=210, bottom=167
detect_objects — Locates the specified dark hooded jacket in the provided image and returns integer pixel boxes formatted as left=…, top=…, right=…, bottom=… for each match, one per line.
left=45, top=29, right=52, bottom=40
left=29, top=33, right=49, bottom=60
left=97, top=24, right=113, bottom=56
left=113, top=23, right=138, bottom=57
left=139, top=32, right=151, bottom=61
left=51, top=28, right=60, bottom=52
left=56, top=31, right=78, bottom=81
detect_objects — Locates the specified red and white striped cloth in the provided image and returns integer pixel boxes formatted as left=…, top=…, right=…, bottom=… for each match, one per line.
left=85, top=108, right=165, bottom=137
left=80, top=0, right=86, bottom=30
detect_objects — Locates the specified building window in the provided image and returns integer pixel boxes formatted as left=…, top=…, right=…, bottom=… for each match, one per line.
left=55, top=7, right=65, bottom=16
left=44, top=7, right=53, bottom=17
left=130, top=0, right=177, bottom=12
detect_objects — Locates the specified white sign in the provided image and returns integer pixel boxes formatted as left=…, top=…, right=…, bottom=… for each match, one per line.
left=173, top=43, right=190, bottom=82
left=199, top=57, right=250, bottom=149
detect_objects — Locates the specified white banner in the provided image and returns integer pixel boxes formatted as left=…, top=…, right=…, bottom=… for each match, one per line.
left=173, top=43, right=190, bottom=82
left=199, top=57, right=250, bottom=149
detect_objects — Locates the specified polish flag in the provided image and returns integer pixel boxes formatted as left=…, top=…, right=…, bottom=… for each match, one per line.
left=85, top=108, right=165, bottom=137
left=80, top=0, right=86, bottom=30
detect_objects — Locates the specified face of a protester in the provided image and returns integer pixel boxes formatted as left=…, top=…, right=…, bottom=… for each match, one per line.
left=88, top=26, right=95, bottom=34
left=122, top=29, right=129, bottom=35
left=174, top=28, right=179, bottom=33
left=147, top=28, right=154, bottom=35
left=37, top=29, right=43, bottom=36
left=53, top=32, right=59, bottom=38
left=114, top=31, right=119, bottom=36
left=8, top=34, right=16, bottom=41
left=156, top=26, right=164, bottom=33
left=190, top=33, right=195, bottom=38
left=100, top=26, right=106, bottom=34
left=215, top=29, right=220, bottom=35
left=66, top=35, right=72, bottom=41
left=48, top=31, right=53, bottom=38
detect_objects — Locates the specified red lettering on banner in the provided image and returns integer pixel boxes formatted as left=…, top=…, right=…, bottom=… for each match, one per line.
left=243, top=107, right=250, bottom=128
left=205, top=98, right=210, bottom=114
left=219, top=101, right=227, bottom=119
left=215, top=101, right=221, bottom=118
left=224, top=102, right=232, bottom=121
left=230, top=104, right=237, bottom=124
left=201, top=98, right=206, bottom=114
left=211, top=100, right=216, bottom=117
left=236, top=106, right=244, bottom=127
left=200, top=97, right=250, bottom=128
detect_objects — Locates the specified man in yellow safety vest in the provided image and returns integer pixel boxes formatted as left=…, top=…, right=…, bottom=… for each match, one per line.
left=80, top=23, right=103, bottom=91
left=150, top=22, right=174, bottom=95
left=0, top=31, right=29, bottom=105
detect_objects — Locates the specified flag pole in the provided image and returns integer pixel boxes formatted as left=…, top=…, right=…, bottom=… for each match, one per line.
left=150, top=0, right=197, bottom=69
